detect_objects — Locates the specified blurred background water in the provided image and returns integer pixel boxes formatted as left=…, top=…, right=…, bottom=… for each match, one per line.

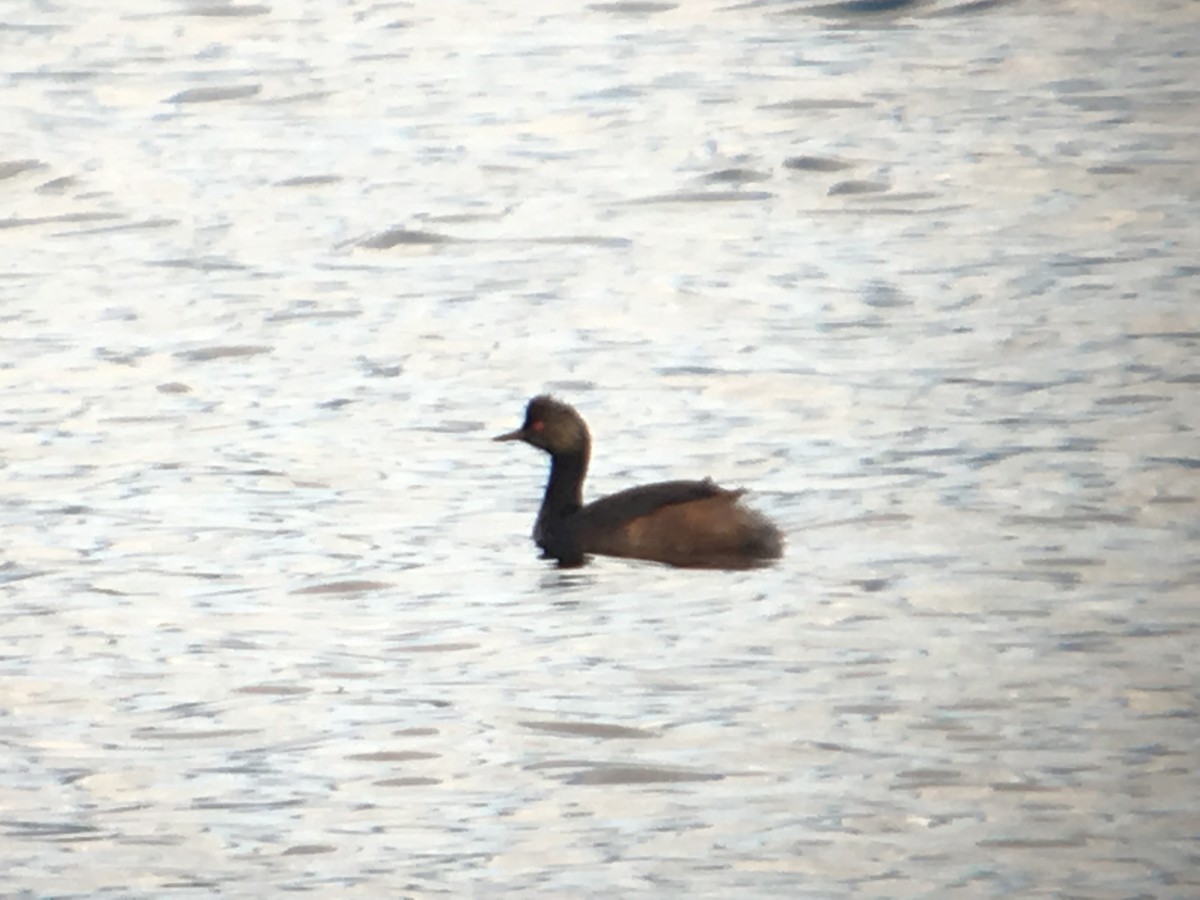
left=2, top=0, right=1198, bottom=896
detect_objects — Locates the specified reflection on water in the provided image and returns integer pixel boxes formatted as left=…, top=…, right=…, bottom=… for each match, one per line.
left=2, top=0, right=1198, bottom=895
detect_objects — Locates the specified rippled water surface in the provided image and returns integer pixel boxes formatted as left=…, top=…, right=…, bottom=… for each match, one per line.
left=3, top=0, right=1198, bottom=896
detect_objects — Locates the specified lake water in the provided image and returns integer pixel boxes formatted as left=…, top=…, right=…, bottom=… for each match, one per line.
left=2, top=0, right=1198, bottom=896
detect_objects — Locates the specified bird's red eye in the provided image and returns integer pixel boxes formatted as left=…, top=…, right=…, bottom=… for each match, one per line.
left=531, top=420, right=544, bottom=432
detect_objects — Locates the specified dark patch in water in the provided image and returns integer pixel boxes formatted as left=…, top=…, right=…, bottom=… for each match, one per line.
left=978, top=835, right=1088, bottom=849
left=347, top=750, right=440, bottom=762
left=175, top=345, right=271, bottom=362
left=268, top=308, right=361, bottom=322
left=783, top=154, right=854, bottom=172
left=657, top=365, right=723, bottom=376
left=166, top=85, right=262, bottom=104
left=1146, top=456, right=1200, bottom=470
left=566, top=765, right=724, bottom=785
left=58, top=217, right=178, bottom=237
left=526, top=235, right=632, bottom=248
left=703, top=167, right=772, bottom=184
left=152, top=256, right=247, bottom=271
left=423, top=420, right=484, bottom=434
left=276, top=174, right=342, bottom=187
left=893, top=768, right=965, bottom=788
left=3, top=820, right=103, bottom=839
left=357, top=356, right=404, bottom=378
left=765, top=99, right=873, bottom=111
left=375, top=776, right=441, bottom=787
left=520, top=720, right=657, bottom=739
left=850, top=578, right=889, bottom=592
left=0, top=159, right=46, bottom=180
left=192, top=798, right=305, bottom=811
left=928, top=0, right=1014, bottom=15
left=802, top=0, right=924, bottom=17
left=391, top=642, right=479, bottom=654
left=136, top=727, right=261, bottom=741
left=37, top=175, right=77, bottom=193
left=1, top=212, right=122, bottom=229
left=292, top=580, right=392, bottom=595
left=0, top=566, right=45, bottom=588
left=236, top=684, right=312, bottom=696
left=360, top=227, right=452, bottom=249
left=624, top=190, right=773, bottom=205
left=828, top=179, right=889, bottom=196
left=588, top=1, right=677, bottom=12
left=989, top=781, right=1060, bottom=793
left=187, top=3, right=271, bottom=16
left=283, top=844, right=337, bottom=856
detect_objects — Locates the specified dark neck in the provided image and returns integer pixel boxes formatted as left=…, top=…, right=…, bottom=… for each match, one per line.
left=540, top=449, right=588, bottom=521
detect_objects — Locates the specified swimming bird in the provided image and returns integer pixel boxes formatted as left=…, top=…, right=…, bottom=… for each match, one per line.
left=495, top=395, right=783, bottom=569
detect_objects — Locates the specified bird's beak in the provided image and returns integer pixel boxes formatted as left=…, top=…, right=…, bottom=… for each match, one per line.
left=493, top=427, right=525, bottom=443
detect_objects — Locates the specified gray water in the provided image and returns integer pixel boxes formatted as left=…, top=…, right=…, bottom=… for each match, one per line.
left=2, top=0, right=1198, bottom=896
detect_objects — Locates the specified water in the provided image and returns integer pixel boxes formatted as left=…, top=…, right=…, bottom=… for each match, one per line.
left=2, top=0, right=1198, bottom=896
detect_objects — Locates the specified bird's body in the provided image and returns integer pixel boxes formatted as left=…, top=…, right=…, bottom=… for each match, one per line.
left=495, top=396, right=783, bottom=569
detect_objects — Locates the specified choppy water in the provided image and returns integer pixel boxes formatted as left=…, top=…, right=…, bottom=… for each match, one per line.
left=3, top=0, right=1198, bottom=896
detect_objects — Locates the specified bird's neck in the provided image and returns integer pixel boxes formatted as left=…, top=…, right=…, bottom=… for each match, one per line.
left=540, top=448, right=588, bottom=521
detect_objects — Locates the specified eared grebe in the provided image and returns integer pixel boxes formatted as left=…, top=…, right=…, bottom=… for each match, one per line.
left=495, top=396, right=783, bottom=569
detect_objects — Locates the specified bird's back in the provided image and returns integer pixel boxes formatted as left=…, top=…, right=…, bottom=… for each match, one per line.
left=563, top=479, right=782, bottom=568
